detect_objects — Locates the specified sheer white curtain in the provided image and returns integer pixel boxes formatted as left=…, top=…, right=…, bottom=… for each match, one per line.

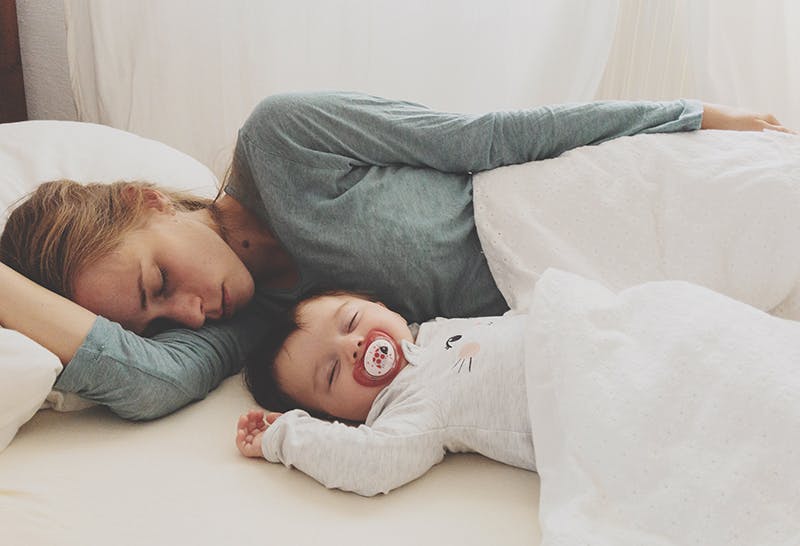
left=597, top=0, right=800, bottom=129
left=688, top=0, right=799, bottom=128
left=64, top=0, right=619, bottom=178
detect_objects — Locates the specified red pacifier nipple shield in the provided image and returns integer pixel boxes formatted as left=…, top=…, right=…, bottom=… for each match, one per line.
left=352, top=330, right=402, bottom=387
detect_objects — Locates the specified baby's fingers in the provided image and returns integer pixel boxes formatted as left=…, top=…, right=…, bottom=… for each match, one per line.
left=247, top=409, right=265, bottom=421
left=244, top=409, right=267, bottom=431
left=236, top=429, right=263, bottom=458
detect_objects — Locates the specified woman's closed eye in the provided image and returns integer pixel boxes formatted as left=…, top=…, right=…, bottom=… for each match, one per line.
left=156, top=267, right=169, bottom=298
left=328, top=360, right=339, bottom=388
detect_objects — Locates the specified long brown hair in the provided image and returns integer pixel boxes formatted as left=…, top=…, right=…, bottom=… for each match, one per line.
left=0, top=179, right=212, bottom=298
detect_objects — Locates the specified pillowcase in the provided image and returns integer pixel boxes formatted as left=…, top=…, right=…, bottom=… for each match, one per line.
left=0, top=120, right=220, bottom=451
left=0, top=330, right=62, bottom=451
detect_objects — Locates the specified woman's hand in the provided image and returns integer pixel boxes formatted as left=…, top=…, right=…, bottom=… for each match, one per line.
left=236, top=409, right=282, bottom=458
left=701, top=103, right=797, bottom=134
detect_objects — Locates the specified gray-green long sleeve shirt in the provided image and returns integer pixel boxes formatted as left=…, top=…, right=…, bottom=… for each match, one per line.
left=55, top=92, right=703, bottom=419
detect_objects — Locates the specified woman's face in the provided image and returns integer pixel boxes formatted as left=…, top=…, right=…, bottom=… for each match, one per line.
left=71, top=205, right=255, bottom=335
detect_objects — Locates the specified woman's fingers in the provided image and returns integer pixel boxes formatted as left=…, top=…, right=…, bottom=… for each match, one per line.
left=701, top=103, right=796, bottom=133
left=763, top=122, right=798, bottom=135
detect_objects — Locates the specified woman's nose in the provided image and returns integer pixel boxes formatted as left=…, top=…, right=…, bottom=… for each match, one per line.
left=164, top=293, right=205, bottom=329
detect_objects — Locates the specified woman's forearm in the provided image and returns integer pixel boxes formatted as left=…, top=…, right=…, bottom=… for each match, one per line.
left=0, top=262, right=95, bottom=363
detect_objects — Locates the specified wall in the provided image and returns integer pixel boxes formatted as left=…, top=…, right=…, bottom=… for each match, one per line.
left=16, top=0, right=76, bottom=120
left=1, top=0, right=27, bottom=121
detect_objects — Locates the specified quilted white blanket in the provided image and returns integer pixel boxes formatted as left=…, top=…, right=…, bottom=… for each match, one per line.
left=474, top=130, right=800, bottom=318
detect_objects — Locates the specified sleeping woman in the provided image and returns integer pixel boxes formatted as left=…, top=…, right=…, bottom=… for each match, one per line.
left=0, top=91, right=792, bottom=419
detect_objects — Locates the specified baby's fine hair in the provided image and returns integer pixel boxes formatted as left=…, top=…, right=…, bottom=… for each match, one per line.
left=243, top=300, right=305, bottom=414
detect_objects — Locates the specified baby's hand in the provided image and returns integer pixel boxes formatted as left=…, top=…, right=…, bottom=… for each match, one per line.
left=236, top=409, right=280, bottom=458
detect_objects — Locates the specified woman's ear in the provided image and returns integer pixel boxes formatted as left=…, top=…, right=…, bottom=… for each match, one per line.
left=140, top=188, right=174, bottom=214
left=121, top=185, right=172, bottom=213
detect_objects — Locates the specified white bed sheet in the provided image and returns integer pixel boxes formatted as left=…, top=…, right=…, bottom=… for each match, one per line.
left=0, top=374, right=541, bottom=546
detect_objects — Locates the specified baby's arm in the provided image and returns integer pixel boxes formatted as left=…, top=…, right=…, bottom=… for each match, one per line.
left=262, top=408, right=444, bottom=496
left=236, top=409, right=281, bottom=458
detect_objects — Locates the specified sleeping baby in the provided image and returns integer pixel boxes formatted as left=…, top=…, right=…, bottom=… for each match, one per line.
left=235, top=290, right=535, bottom=496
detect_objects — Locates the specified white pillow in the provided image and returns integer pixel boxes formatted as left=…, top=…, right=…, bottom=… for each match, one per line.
left=0, top=330, right=62, bottom=451
left=0, top=120, right=220, bottom=450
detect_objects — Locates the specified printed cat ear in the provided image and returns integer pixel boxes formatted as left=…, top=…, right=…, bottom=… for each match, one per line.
left=400, top=339, right=423, bottom=364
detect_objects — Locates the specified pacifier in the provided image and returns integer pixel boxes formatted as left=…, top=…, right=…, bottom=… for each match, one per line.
left=353, top=330, right=403, bottom=387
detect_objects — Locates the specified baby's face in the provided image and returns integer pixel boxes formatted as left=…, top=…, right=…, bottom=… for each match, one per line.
left=274, top=294, right=413, bottom=422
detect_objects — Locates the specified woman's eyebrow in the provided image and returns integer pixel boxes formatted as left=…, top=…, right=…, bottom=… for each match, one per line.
left=138, top=264, right=148, bottom=311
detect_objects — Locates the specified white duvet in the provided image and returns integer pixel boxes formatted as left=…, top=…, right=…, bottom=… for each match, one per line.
left=473, top=131, right=800, bottom=543
left=474, top=130, right=800, bottom=318
left=524, top=270, right=800, bottom=545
